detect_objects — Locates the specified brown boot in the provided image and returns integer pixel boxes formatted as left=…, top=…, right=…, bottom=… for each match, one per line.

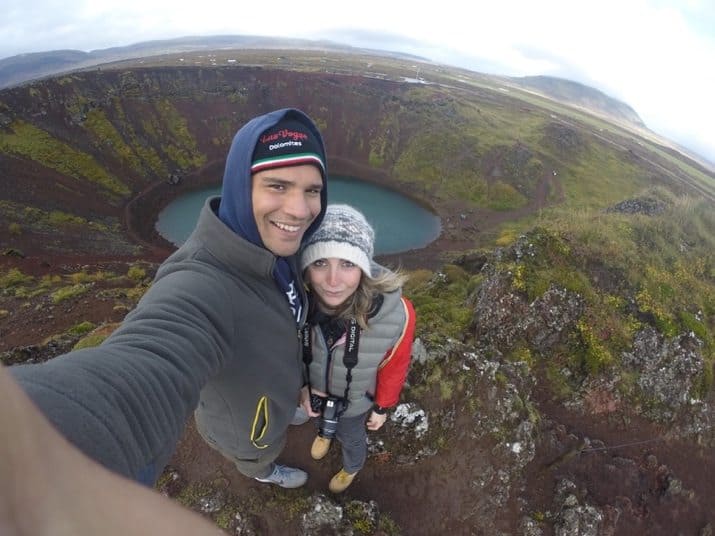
left=328, top=468, right=357, bottom=493
left=310, top=436, right=331, bottom=460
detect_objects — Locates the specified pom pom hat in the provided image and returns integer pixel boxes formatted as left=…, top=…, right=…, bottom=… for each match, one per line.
left=300, top=204, right=375, bottom=277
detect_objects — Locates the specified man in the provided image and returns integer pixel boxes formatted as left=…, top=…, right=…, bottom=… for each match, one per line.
left=9, top=107, right=328, bottom=488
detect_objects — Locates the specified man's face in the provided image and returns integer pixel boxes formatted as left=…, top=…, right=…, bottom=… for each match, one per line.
left=252, top=164, right=323, bottom=257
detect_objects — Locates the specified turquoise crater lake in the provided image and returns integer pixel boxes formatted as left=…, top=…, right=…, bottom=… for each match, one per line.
left=156, top=176, right=441, bottom=254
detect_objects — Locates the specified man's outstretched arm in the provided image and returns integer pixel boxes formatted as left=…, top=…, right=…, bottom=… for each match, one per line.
left=0, top=362, right=225, bottom=536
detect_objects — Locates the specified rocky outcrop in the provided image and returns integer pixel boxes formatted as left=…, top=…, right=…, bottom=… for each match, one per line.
left=606, top=197, right=667, bottom=215
left=622, top=327, right=705, bottom=422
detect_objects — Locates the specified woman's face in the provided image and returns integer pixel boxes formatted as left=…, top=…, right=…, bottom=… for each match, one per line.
left=306, top=257, right=362, bottom=311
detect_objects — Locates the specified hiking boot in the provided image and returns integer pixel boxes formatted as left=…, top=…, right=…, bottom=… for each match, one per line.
left=254, top=464, right=307, bottom=488
left=328, top=468, right=357, bottom=493
left=310, top=435, right=332, bottom=460
left=291, top=406, right=309, bottom=425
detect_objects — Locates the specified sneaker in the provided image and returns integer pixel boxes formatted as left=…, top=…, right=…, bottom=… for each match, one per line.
left=291, top=406, right=309, bottom=426
left=310, top=436, right=331, bottom=460
left=328, top=468, right=357, bottom=493
left=254, top=464, right=308, bottom=488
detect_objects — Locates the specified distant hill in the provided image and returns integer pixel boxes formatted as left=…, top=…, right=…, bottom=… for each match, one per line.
left=0, top=35, right=426, bottom=90
left=0, top=35, right=646, bottom=129
left=510, top=75, right=645, bottom=127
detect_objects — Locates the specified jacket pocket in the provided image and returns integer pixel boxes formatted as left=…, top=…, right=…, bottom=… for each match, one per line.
left=250, top=395, right=270, bottom=449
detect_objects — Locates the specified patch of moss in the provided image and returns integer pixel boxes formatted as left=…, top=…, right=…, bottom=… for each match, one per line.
left=70, top=270, right=114, bottom=284
left=154, top=98, right=206, bottom=171
left=531, top=510, right=546, bottom=522
left=345, top=501, right=377, bottom=535
left=0, top=120, right=129, bottom=199
left=127, top=264, right=147, bottom=282
left=262, top=488, right=311, bottom=519
left=73, top=333, right=108, bottom=350
left=405, top=268, right=473, bottom=344
left=70, top=322, right=120, bottom=350
left=48, top=211, right=87, bottom=226
left=635, top=288, right=678, bottom=337
left=84, top=108, right=145, bottom=175
left=175, top=481, right=214, bottom=508
left=544, top=359, right=576, bottom=400
left=495, top=228, right=520, bottom=247
left=486, top=180, right=528, bottom=210
left=126, top=285, right=150, bottom=303
left=498, top=227, right=591, bottom=301
left=368, top=104, right=401, bottom=167
left=377, top=514, right=402, bottom=536
left=111, top=97, right=167, bottom=177
left=439, top=378, right=455, bottom=400
left=507, top=346, right=534, bottom=368
left=51, top=284, right=89, bottom=304
left=0, top=268, right=34, bottom=289
left=574, top=319, right=614, bottom=374
left=680, top=311, right=711, bottom=349
left=67, top=321, right=96, bottom=336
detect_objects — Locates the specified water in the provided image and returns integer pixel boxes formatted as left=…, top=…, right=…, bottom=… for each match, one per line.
left=156, top=176, right=441, bottom=254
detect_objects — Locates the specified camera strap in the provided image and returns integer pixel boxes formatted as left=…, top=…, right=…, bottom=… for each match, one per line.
left=301, top=318, right=361, bottom=404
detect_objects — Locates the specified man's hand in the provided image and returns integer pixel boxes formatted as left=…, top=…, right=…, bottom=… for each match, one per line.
left=299, top=385, right=321, bottom=418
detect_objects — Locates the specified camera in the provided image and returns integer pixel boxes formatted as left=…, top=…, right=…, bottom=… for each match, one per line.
left=317, top=396, right=346, bottom=439
left=310, top=393, right=325, bottom=413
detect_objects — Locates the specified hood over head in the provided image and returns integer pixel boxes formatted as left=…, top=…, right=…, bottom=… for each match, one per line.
left=218, top=108, right=328, bottom=251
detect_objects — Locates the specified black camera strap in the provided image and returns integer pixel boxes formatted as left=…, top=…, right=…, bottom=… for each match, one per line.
left=301, top=318, right=360, bottom=405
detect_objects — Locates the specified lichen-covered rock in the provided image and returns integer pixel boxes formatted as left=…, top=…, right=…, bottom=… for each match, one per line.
left=300, top=494, right=344, bottom=535
left=410, top=337, right=429, bottom=364
left=605, top=197, right=666, bottom=215
left=300, top=494, right=381, bottom=536
left=552, top=479, right=603, bottom=536
left=621, top=327, right=705, bottom=422
left=390, top=402, right=428, bottom=439
left=470, top=271, right=584, bottom=354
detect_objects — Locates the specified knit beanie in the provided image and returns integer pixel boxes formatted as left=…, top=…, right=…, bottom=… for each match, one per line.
left=251, top=118, right=326, bottom=178
left=300, top=204, right=375, bottom=277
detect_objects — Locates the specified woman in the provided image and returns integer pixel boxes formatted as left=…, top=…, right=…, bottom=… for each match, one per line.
left=298, top=204, right=416, bottom=493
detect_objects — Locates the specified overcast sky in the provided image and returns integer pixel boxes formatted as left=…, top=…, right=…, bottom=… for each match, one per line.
left=2, top=0, right=714, bottom=164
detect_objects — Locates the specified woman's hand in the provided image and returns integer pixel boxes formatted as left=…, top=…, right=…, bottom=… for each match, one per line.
left=366, top=410, right=387, bottom=431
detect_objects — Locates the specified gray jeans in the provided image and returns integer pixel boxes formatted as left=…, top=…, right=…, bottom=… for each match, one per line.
left=322, top=410, right=370, bottom=473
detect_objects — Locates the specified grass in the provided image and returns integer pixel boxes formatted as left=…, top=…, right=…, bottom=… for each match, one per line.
left=0, top=120, right=130, bottom=199
left=51, top=284, right=90, bottom=304
left=397, top=184, right=711, bottom=410
left=84, top=107, right=146, bottom=175
left=489, top=189, right=714, bottom=400
left=404, top=265, right=475, bottom=345
left=0, top=263, right=149, bottom=319
left=0, top=200, right=140, bottom=256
